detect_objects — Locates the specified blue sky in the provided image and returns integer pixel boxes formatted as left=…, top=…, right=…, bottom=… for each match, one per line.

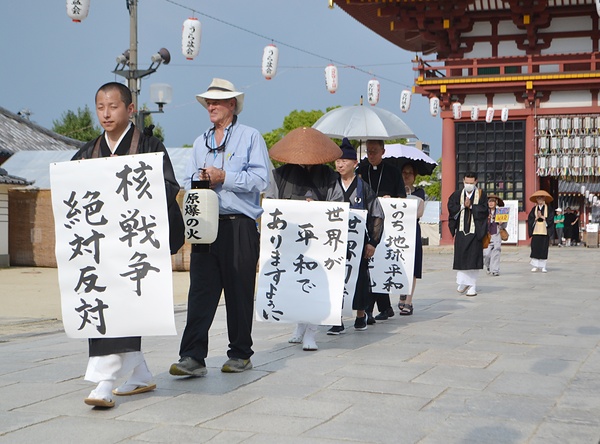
left=0, top=0, right=441, bottom=159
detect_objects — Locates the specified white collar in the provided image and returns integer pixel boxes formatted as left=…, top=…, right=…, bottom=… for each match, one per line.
left=104, top=122, right=132, bottom=153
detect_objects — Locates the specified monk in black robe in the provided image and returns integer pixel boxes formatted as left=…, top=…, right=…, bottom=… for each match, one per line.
left=265, top=127, right=343, bottom=351
left=447, top=172, right=488, bottom=296
left=71, top=82, right=183, bottom=408
left=527, top=190, right=555, bottom=272
left=356, top=139, right=406, bottom=322
left=328, top=138, right=384, bottom=333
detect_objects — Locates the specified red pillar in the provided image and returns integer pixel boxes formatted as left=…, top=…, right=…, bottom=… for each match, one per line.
left=522, top=113, right=537, bottom=245
left=440, top=116, right=456, bottom=245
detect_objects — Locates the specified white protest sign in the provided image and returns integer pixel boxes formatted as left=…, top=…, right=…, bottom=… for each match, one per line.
left=256, top=199, right=349, bottom=325
left=342, top=209, right=367, bottom=317
left=50, top=152, right=176, bottom=338
left=369, top=198, right=417, bottom=296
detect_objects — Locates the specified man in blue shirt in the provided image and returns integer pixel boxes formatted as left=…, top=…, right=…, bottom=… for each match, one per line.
left=170, top=78, right=271, bottom=376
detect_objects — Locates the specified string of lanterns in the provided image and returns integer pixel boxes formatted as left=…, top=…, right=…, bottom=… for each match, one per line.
left=65, top=0, right=396, bottom=108
left=70, top=0, right=513, bottom=119
left=459, top=104, right=510, bottom=123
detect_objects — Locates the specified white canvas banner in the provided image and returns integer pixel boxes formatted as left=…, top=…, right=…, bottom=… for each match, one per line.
left=50, top=152, right=176, bottom=338
left=369, top=198, right=418, bottom=296
left=256, top=199, right=349, bottom=325
left=502, top=200, right=519, bottom=243
left=342, top=209, right=367, bottom=317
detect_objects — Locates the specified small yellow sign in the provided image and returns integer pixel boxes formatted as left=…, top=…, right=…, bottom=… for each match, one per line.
left=495, top=207, right=510, bottom=223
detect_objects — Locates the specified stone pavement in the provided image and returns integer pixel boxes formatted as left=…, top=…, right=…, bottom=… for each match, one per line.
left=0, top=245, right=599, bottom=443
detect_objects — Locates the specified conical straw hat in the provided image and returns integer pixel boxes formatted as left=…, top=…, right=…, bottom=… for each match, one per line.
left=487, top=194, right=505, bottom=207
left=529, top=189, right=554, bottom=203
left=269, top=127, right=342, bottom=165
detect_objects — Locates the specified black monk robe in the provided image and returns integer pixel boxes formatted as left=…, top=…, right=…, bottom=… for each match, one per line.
left=447, top=188, right=489, bottom=270
left=71, top=125, right=184, bottom=357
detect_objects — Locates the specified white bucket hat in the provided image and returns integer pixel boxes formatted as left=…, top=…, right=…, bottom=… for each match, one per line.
left=196, top=78, right=244, bottom=115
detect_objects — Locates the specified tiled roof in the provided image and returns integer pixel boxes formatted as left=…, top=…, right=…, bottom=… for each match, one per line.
left=0, top=167, right=32, bottom=186
left=0, top=106, right=84, bottom=155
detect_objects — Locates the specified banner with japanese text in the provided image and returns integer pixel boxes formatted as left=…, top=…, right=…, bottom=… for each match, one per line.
left=342, top=209, right=367, bottom=317
left=256, top=200, right=349, bottom=325
left=368, top=198, right=418, bottom=296
left=50, top=153, right=177, bottom=338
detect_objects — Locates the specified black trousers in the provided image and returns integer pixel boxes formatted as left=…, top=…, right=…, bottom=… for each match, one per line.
left=178, top=217, right=259, bottom=363
left=351, top=256, right=373, bottom=311
left=89, top=337, right=141, bottom=356
left=369, top=293, right=392, bottom=313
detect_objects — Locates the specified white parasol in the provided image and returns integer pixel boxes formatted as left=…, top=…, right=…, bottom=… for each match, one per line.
left=312, top=105, right=416, bottom=141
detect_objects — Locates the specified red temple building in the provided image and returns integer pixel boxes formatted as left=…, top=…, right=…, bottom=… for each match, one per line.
left=334, top=0, right=600, bottom=245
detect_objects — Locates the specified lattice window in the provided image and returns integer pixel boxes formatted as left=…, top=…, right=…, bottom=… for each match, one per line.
left=455, top=120, right=526, bottom=211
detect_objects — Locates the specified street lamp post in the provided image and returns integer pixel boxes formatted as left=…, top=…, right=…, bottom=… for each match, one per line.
left=67, top=0, right=171, bottom=132
left=111, top=0, right=171, bottom=130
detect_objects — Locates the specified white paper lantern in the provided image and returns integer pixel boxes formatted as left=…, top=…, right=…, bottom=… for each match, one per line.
left=501, top=107, right=509, bottom=122
left=367, top=79, right=380, bottom=106
left=452, top=102, right=462, bottom=120
left=429, top=97, right=440, bottom=117
left=485, top=107, right=494, bottom=123
left=596, top=0, right=600, bottom=17
left=325, top=65, right=338, bottom=94
left=471, top=105, right=480, bottom=121
left=183, top=186, right=219, bottom=244
left=261, top=44, right=279, bottom=80
left=66, top=0, right=90, bottom=22
left=182, top=18, right=201, bottom=60
left=400, top=89, right=412, bottom=112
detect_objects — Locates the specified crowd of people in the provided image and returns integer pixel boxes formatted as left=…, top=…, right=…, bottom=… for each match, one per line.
left=68, top=79, right=574, bottom=410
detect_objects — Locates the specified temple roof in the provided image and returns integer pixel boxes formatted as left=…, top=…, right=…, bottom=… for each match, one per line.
left=333, top=0, right=597, bottom=58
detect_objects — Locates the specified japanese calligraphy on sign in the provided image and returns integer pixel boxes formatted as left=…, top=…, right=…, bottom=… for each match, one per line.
left=369, top=198, right=418, bottom=296
left=50, top=153, right=176, bottom=339
left=256, top=200, right=349, bottom=326
left=342, top=209, right=367, bottom=317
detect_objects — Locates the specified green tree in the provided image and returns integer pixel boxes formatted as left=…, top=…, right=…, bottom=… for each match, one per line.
left=139, top=104, right=165, bottom=143
left=263, top=109, right=328, bottom=149
left=416, top=159, right=441, bottom=200
left=52, top=106, right=101, bottom=142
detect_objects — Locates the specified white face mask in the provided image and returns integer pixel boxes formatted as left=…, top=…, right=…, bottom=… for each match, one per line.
left=463, top=183, right=475, bottom=193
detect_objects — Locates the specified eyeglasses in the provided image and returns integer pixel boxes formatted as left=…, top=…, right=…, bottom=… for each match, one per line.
left=204, top=115, right=237, bottom=153
left=202, top=116, right=237, bottom=170
left=204, top=126, right=232, bottom=153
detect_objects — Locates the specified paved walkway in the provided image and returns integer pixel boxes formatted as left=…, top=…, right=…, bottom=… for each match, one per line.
left=1, top=245, right=599, bottom=443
